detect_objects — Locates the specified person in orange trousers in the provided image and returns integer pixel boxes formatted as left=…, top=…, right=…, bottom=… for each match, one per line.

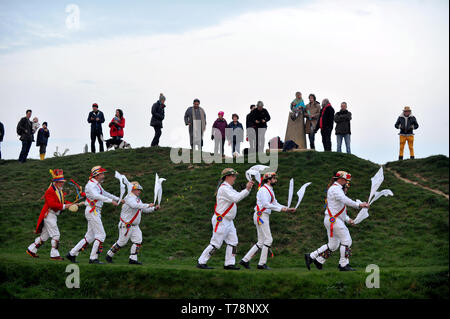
left=395, top=106, right=419, bottom=160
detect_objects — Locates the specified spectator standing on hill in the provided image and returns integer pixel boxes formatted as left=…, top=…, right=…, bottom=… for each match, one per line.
left=87, top=103, right=105, bottom=153
left=334, top=102, right=352, bottom=154
left=212, top=111, right=228, bottom=157
left=227, top=113, right=244, bottom=157
left=150, top=93, right=166, bottom=147
left=315, top=99, right=334, bottom=151
left=305, top=94, right=321, bottom=150
left=184, top=99, right=207, bottom=152
left=0, top=121, right=4, bottom=159
left=246, top=104, right=256, bottom=154
left=36, top=122, right=50, bottom=160
left=249, top=101, right=271, bottom=153
left=395, top=106, right=419, bottom=160
left=17, top=109, right=34, bottom=163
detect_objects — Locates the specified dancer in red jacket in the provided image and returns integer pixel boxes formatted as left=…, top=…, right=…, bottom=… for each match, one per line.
left=27, top=169, right=75, bottom=260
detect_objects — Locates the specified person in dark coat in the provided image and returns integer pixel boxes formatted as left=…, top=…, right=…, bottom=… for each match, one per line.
left=315, top=99, right=335, bottom=151
left=227, top=113, right=244, bottom=157
left=0, top=121, right=4, bottom=159
left=17, top=109, right=34, bottom=163
left=36, top=122, right=50, bottom=160
left=87, top=103, right=105, bottom=153
left=150, top=94, right=166, bottom=147
left=249, top=101, right=271, bottom=153
left=395, top=106, right=419, bottom=160
left=334, top=102, right=352, bottom=154
left=246, top=104, right=256, bottom=154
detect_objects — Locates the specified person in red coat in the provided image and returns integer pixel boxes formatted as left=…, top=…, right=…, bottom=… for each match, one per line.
left=26, top=169, right=75, bottom=260
left=106, top=109, right=125, bottom=149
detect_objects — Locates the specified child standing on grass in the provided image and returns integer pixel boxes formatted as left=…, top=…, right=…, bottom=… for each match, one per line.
left=36, top=122, right=50, bottom=160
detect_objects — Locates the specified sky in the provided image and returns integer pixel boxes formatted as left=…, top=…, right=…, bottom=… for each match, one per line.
left=0, top=0, right=448, bottom=164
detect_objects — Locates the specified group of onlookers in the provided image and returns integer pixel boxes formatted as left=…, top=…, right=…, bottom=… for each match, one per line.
left=3, top=93, right=419, bottom=162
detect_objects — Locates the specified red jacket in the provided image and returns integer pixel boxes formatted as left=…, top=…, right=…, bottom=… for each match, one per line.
left=109, top=117, right=125, bottom=137
left=35, top=184, right=70, bottom=234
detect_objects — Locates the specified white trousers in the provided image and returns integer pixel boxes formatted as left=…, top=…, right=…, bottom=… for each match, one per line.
left=242, top=212, right=273, bottom=266
left=198, top=216, right=238, bottom=266
left=27, top=213, right=61, bottom=257
left=107, top=221, right=143, bottom=261
left=310, top=216, right=352, bottom=267
left=70, top=208, right=106, bottom=260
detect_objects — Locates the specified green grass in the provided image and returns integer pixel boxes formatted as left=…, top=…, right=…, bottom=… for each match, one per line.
left=0, top=148, right=448, bottom=298
left=385, top=155, right=449, bottom=195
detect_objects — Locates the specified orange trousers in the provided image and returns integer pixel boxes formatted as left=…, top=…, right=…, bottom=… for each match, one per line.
left=399, top=135, right=414, bottom=157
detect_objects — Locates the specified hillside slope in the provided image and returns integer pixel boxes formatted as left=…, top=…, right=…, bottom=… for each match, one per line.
left=0, top=148, right=448, bottom=298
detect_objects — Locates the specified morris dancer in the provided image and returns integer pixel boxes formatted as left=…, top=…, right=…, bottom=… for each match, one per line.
left=106, top=181, right=160, bottom=265
left=197, top=168, right=253, bottom=270
left=304, top=171, right=369, bottom=271
left=27, top=169, right=75, bottom=260
left=66, top=166, right=121, bottom=264
left=240, top=172, right=296, bottom=270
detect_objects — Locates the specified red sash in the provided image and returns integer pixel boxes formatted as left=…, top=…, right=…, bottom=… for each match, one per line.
left=256, top=185, right=274, bottom=225
left=120, top=209, right=141, bottom=236
left=213, top=183, right=235, bottom=232
left=327, top=205, right=346, bottom=237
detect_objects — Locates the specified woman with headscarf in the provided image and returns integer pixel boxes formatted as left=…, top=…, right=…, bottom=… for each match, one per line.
left=284, top=91, right=306, bottom=150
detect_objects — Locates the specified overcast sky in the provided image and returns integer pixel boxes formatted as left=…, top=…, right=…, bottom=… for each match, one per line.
left=0, top=0, right=448, bottom=164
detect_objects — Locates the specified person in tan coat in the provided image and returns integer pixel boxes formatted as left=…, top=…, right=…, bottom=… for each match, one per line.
left=304, top=94, right=321, bottom=150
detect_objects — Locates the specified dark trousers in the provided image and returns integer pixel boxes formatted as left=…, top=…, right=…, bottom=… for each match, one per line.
left=255, top=127, right=267, bottom=153
left=91, top=131, right=104, bottom=153
left=151, top=126, right=162, bottom=146
left=321, top=128, right=332, bottom=151
left=19, top=140, right=32, bottom=162
left=308, top=131, right=316, bottom=149
left=39, top=144, right=47, bottom=154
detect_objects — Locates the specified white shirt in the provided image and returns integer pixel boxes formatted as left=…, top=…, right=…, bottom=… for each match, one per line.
left=254, top=184, right=285, bottom=214
left=215, top=181, right=250, bottom=220
left=120, top=193, right=155, bottom=226
left=84, top=178, right=119, bottom=211
left=325, top=182, right=360, bottom=222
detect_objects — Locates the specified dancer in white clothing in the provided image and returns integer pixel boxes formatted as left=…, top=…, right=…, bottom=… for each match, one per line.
left=240, top=172, right=296, bottom=270
left=66, top=166, right=121, bottom=264
left=106, top=181, right=160, bottom=265
left=305, top=171, right=369, bottom=271
left=197, top=168, right=254, bottom=270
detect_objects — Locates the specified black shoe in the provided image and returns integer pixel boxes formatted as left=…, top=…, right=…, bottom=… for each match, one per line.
left=196, top=263, right=214, bottom=269
left=257, top=264, right=271, bottom=270
left=338, top=264, right=356, bottom=271
left=89, top=259, right=104, bottom=264
left=398, top=156, right=403, bottom=160
left=105, top=255, right=113, bottom=263
left=410, top=156, right=415, bottom=159
left=224, top=265, right=240, bottom=270
left=239, top=260, right=250, bottom=269
left=313, top=259, right=323, bottom=270
left=304, top=254, right=313, bottom=270
left=129, top=259, right=142, bottom=265
left=66, top=252, right=78, bottom=263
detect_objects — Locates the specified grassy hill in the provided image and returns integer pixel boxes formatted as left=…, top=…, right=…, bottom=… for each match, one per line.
left=0, top=148, right=448, bottom=298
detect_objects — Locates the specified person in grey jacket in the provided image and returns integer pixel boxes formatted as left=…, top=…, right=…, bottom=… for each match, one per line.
left=184, top=99, right=207, bottom=151
left=17, top=109, right=34, bottom=163
left=150, top=93, right=166, bottom=147
left=334, top=102, right=352, bottom=154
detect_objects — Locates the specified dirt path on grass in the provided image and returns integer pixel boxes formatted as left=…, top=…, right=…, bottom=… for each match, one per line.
left=386, top=167, right=449, bottom=200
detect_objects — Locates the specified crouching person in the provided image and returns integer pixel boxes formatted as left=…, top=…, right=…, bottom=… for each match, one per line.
left=106, top=181, right=160, bottom=265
